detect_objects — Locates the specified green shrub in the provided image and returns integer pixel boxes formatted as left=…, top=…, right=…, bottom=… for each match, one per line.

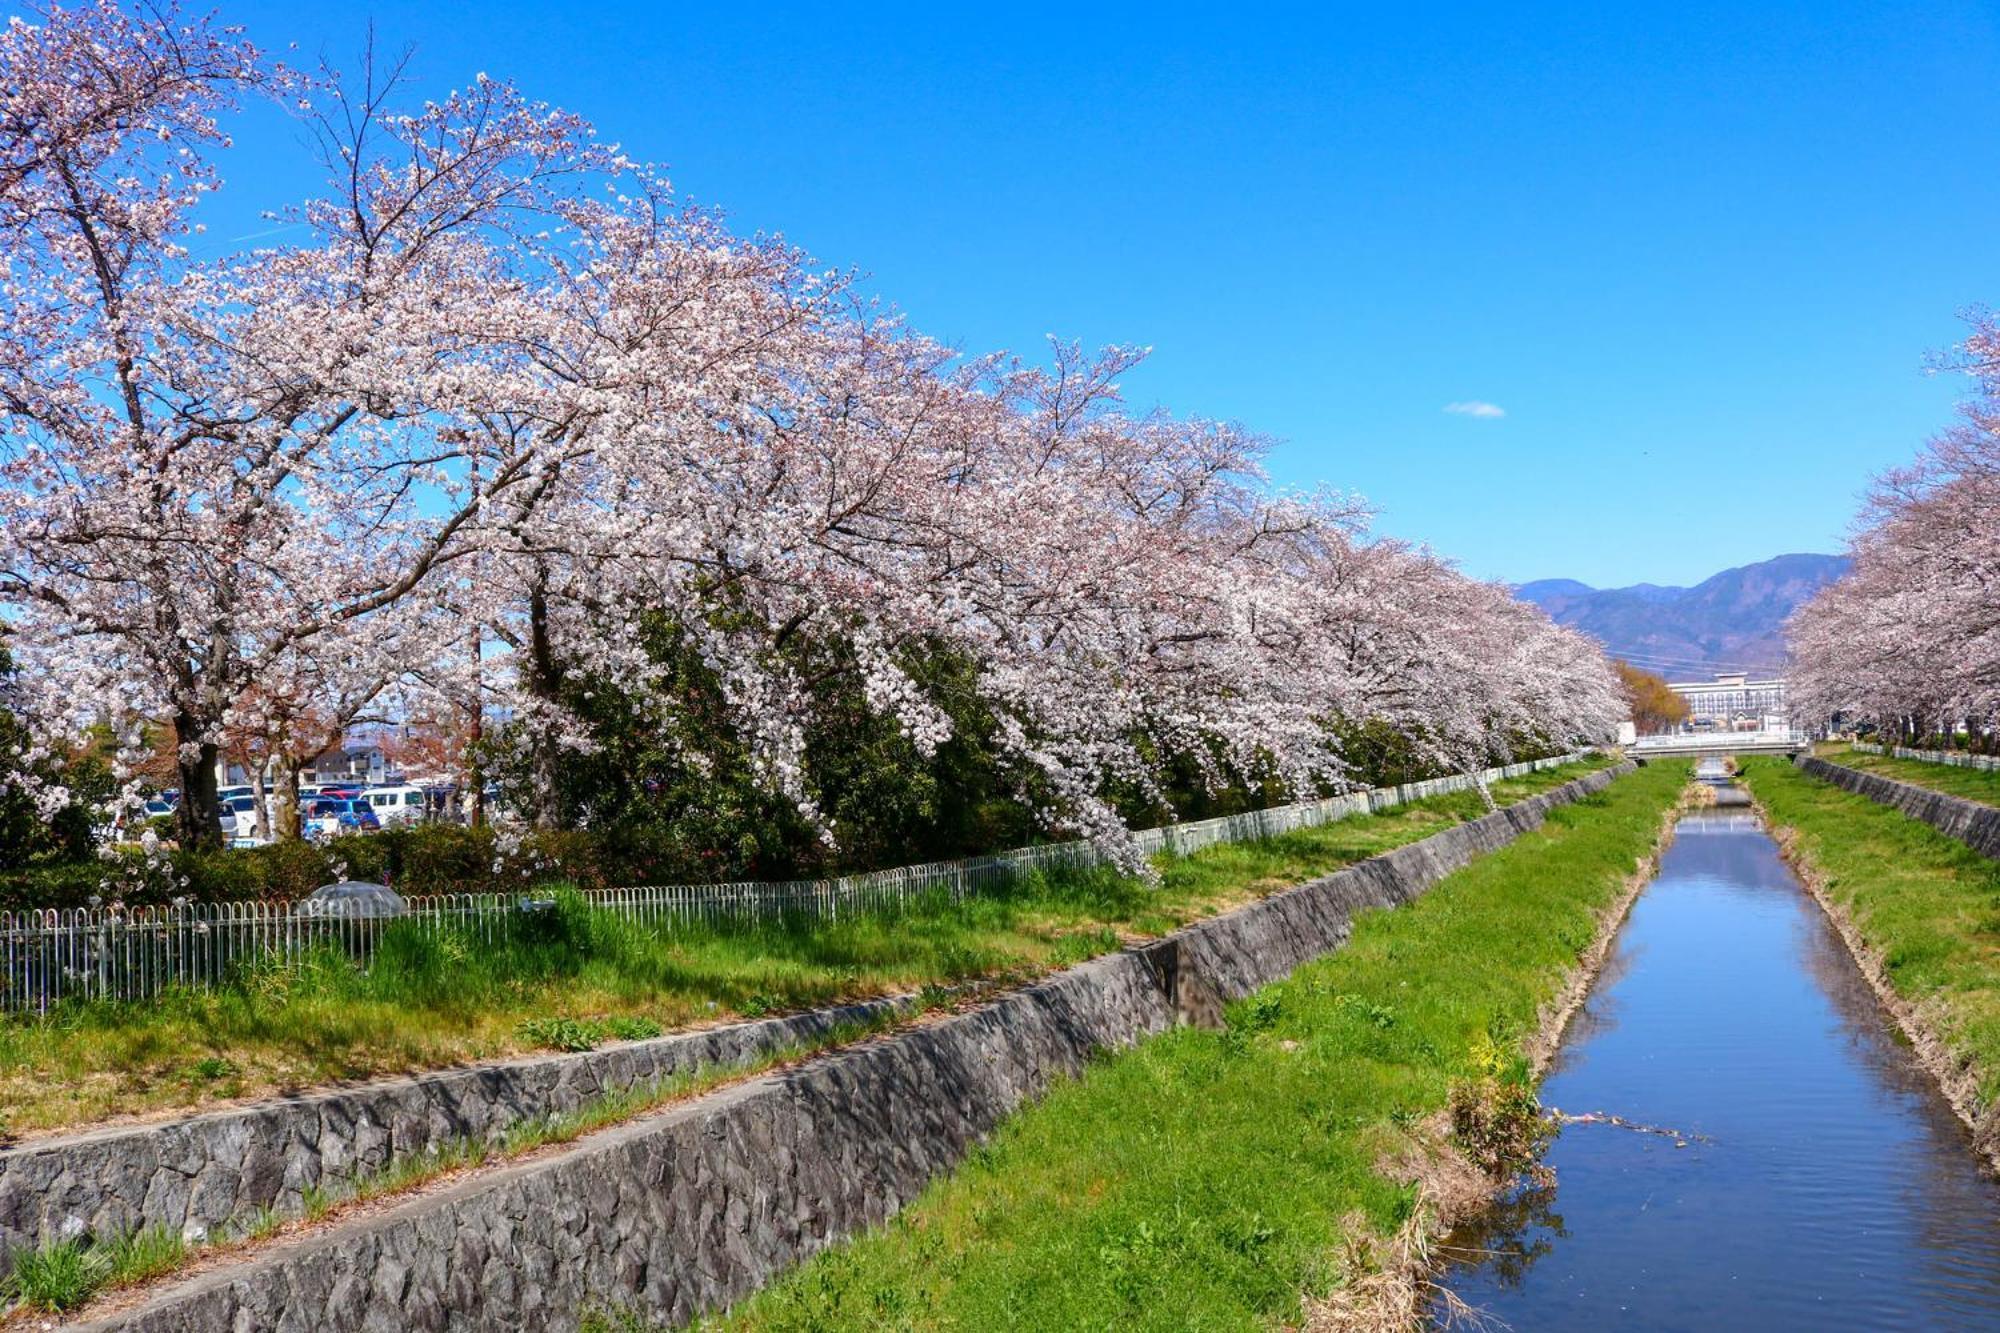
left=379, top=825, right=496, bottom=895
left=177, top=840, right=336, bottom=902
left=0, top=859, right=127, bottom=911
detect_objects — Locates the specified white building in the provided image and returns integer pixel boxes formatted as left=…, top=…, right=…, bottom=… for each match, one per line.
left=1667, top=671, right=1787, bottom=730
left=301, top=743, right=390, bottom=786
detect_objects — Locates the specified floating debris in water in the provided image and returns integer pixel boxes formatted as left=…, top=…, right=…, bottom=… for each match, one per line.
left=1546, top=1107, right=1712, bottom=1147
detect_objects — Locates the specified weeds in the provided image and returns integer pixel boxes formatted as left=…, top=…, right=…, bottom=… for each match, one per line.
left=300, top=1183, right=337, bottom=1222
left=186, top=1055, right=236, bottom=1081
left=519, top=1016, right=610, bottom=1053
left=100, top=1223, right=187, bottom=1286
left=517, top=1013, right=667, bottom=1052
left=2, top=1237, right=105, bottom=1312
left=235, top=1206, right=286, bottom=1244
left=0, top=1225, right=190, bottom=1314
left=606, top=1015, right=663, bottom=1041
left=1446, top=1035, right=1556, bottom=1186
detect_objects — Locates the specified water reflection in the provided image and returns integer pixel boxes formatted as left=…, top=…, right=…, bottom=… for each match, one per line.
left=1434, top=1182, right=1565, bottom=1290
left=1435, top=799, right=2000, bottom=1331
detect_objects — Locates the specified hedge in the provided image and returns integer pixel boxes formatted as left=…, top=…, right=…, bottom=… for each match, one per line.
left=0, top=737, right=1592, bottom=912
left=0, top=825, right=651, bottom=912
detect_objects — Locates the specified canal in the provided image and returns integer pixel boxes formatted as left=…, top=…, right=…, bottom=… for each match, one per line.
left=1436, top=775, right=2000, bottom=1330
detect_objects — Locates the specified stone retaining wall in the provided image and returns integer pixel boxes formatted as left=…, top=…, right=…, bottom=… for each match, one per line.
left=1797, top=756, right=2000, bottom=860
left=0, top=998, right=908, bottom=1267
left=72, top=762, right=1632, bottom=1332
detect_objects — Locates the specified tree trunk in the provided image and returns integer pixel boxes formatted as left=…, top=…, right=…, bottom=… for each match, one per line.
left=1459, top=756, right=1499, bottom=813
left=249, top=761, right=268, bottom=842
left=269, top=754, right=302, bottom=840
left=465, top=627, right=485, bottom=830
left=174, top=710, right=224, bottom=852
left=525, top=579, right=566, bottom=830
left=529, top=737, right=561, bottom=829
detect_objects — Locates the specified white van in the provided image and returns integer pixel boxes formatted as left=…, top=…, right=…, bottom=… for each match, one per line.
left=362, top=785, right=429, bottom=828
left=218, top=792, right=260, bottom=838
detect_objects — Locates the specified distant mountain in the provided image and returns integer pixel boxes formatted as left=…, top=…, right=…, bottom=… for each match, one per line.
left=1516, top=553, right=1851, bottom=678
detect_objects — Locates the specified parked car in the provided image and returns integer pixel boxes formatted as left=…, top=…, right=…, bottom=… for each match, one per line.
left=303, top=797, right=381, bottom=841
left=218, top=793, right=261, bottom=839
left=141, top=797, right=176, bottom=819
left=361, top=784, right=429, bottom=828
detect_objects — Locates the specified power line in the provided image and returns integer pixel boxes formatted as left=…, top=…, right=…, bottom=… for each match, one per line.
left=1608, top=652, right=1784, bottom=678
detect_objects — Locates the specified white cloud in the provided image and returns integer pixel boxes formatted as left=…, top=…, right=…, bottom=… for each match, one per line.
left=1443, top=400, right=1506, bottom=419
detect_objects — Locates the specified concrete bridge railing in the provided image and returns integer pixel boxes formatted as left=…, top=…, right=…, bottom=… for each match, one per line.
left=1626, top=730, right=1807, bottom=759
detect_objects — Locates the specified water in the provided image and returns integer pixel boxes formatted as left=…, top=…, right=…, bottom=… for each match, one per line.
left=1436, top=794, right=2000, bottom=1331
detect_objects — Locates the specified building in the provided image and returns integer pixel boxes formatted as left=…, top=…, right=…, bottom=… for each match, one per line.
left=301, top=743, right=390, bottom=786
left=1667, top=671, right=1787, bottom=730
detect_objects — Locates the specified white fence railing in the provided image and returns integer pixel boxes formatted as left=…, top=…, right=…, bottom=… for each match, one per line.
left=0, top=751, right=1592, bottom=1015
left=1851, top=742, right=2000, bottom=773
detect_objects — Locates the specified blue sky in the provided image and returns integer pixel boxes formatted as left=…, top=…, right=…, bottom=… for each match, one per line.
left=209, top=0, right=2000, bottom=587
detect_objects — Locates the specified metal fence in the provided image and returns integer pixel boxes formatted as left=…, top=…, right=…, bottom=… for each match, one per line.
left=0, top=751, right=1590, bottom=1015
left=1851, top=741, right=2000, bottom=773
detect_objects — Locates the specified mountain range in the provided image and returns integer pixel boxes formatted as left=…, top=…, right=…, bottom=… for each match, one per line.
left=1516, top=553, right=1851, bottom=679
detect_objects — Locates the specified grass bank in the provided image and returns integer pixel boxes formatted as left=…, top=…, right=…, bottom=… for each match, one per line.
left=0, top=759, right=1613, bottom=1138
left=1738, top=756, right=2000, bottom=1134
left=689, top=761, right=1687, bottom=1333
left=1815, top=742, right=2000, bottom=808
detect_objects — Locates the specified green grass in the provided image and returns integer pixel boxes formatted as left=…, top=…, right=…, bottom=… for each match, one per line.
left=1739, top=756, right=2000, bottom=1108
left=689, top=760, right=1687, bottom=1332
left=0, top=759, right=1611, bottom=1135
left=1816, top=741, right=2000, bottom=808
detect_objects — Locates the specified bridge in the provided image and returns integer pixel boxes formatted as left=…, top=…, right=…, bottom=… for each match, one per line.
left=1625, top=729, right=1809, bottom=759
left=1627, top=730, right=1807, bottom=759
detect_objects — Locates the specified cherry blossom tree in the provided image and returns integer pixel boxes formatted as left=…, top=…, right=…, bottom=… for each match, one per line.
left=1789, top=313, right=2000, bottom=745
left=0, top=4, right=626, bottom=847
left=0, top=0, right=1624, bottom=873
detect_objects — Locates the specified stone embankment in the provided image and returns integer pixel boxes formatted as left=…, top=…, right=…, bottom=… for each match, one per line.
left=0, top=999, right=907, bottom=1267
left=1797, top=756, right=2000, bottom=860
left=69, top=763, right=1633, bottom=1332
